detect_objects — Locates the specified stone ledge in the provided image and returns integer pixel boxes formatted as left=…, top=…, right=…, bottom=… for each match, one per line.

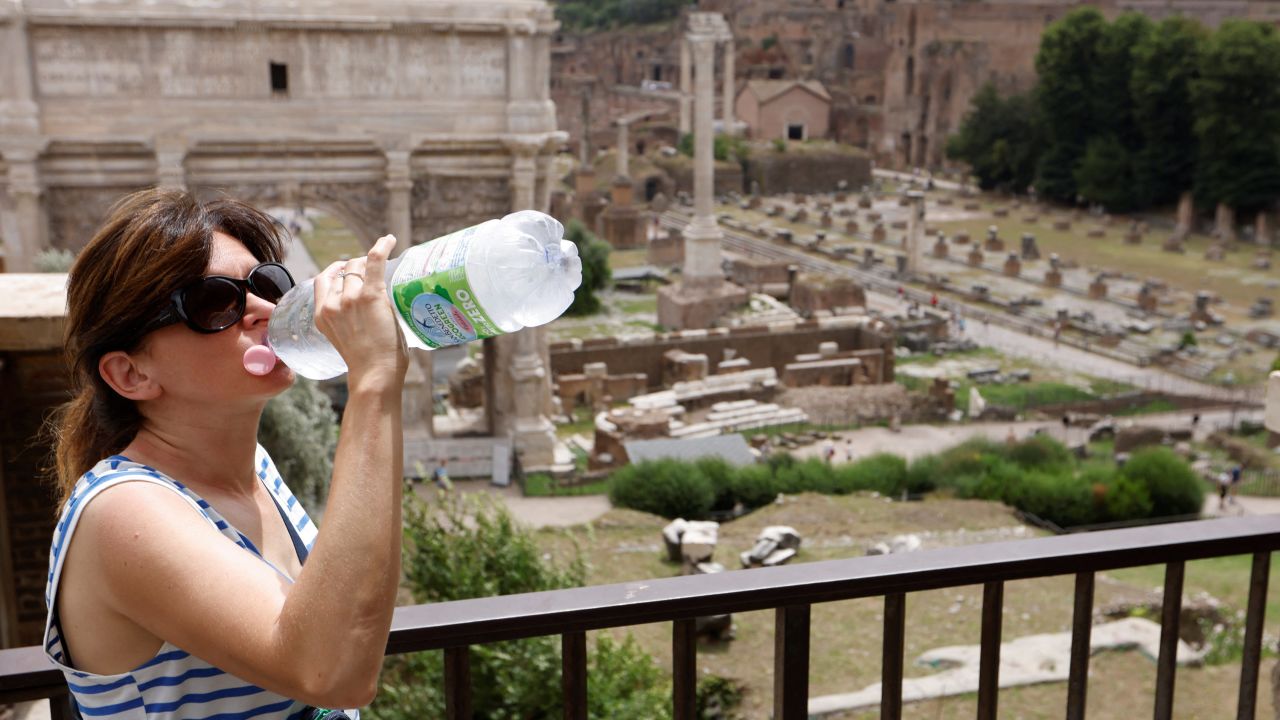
left=0, top=273, right=67, bottom=351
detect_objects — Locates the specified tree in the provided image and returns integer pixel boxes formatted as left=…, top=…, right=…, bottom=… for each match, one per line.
left=257, top=377, right=339, bottom=512
left=1034, top=7, right=1109, bottom=202
left=1074, top=134, right=1139, bottom=211
left=1131, top=17, right=1207, bottom=207
left=1191, top=20, right=1280, bottom=212
left=368, top=492, right=670, bottom=720
left=946, top=83, right=1042, bottom=193
left=564, top=219, right=612, bottom=316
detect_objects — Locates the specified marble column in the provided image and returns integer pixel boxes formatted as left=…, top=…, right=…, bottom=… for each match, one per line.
left=503, top=140, right=557, bottom=469
left=679, top=41, right=692, bottom=136
left=683, top=34, right=724, bottom=284
left=722, top=40, right=736, bottom=135
left=384, top=149, right=413, bottom=249
left=511, top=147, right=538, bottom=210
left=905, top=190, right=925, bottom=277
left=616, top=121, right=630, bottom=178
left=1256, top=212, right=1271, bottom=248
left=4, top=153, right=44, bottom=272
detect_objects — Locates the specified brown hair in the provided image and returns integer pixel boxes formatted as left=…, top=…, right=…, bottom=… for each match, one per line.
left=48, top=188, right=288, bottom=505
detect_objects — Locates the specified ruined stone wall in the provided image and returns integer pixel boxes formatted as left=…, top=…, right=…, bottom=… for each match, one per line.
left=549, top=319, right=894, bottom=389
left=0, top=351, right=71, bottom=648
left=742, top=148, right=871, bottom=196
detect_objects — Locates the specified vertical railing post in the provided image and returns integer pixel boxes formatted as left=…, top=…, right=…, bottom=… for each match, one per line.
left=773, top=604, right=811, bottom=720
left=444, top=646, right=472, bottom=720
left=562, top=631, right=587, bottom=720
left=673, top=618, right=697, bottom=720
left=1237, top=552, right=1271, bottom=720
left=1066, top=571, right=1095, bottom=720
left=977, top=581, right=1004, bottom=720
left=1154, top=561, right=1185, bottom=720
left=881, top=593, right=906, bottom=720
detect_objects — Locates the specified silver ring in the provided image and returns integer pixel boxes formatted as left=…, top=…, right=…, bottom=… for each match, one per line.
left=337, top=270, right=364, bottom=280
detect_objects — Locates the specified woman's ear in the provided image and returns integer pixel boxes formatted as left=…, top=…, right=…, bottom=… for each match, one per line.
left=99, top=351, right=162, bottom=402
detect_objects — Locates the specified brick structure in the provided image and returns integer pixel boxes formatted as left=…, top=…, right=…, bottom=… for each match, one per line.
left=549, top=317, right=895, bottom=390
left=0, top=275, right=71, bottom=648
left=789, top=273, right=867, bottom=317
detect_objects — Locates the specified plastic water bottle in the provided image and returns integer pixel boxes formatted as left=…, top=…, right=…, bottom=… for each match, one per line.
left=257, top=211, right=582, bottom=380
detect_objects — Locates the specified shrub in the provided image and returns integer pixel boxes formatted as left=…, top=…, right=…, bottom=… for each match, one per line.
left=696, top=457, right=737, bottom=512
left=34, top=248, right=77, bottom=273
left=1103, top=470, right=1154, bottom=521
left=773, top=458, right=836, bottom=495
left=370, top=493, right=668, bottom=720
left=1006, top=434, right=1074, bottom=472
left=564, top=220, right=611, bottom=316
left=258, top=377, right=339, bottom=512
left=608, top=459, right=715, bottom=519
left=1012, top=470, right=1102, bottom=527
left=772, top=138, right=787, bottom=153
left=1120, top=447, right=1204, bottom=517
left=731, top=463, right=781, bottom=510
left=905, top=454, right=942, bottom=494
left=947, top=458, right=1024, bottom=503
left=833, top=453, right=908, bottom=495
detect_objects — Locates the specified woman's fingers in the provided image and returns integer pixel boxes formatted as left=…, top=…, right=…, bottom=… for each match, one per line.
left=364, top=235, right=396, bottom=289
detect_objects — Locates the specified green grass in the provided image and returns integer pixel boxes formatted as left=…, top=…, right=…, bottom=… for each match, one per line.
left=613, top=295, right=657, bottom=315
left=1106, top=553, right=1280, bottom=625
left=1113, top=399, right=1180, bottom=416
left=894, top=347, right=1000, bottom=366
left=523, top=473, right=610, bottom=497
left=608, top=249, right=649, bottom=271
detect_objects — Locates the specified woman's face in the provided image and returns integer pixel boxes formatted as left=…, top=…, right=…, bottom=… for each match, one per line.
left=133, top=231, right=295, bottom=408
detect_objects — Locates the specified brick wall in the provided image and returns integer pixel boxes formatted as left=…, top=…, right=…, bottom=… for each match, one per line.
left=0, top=351, right=73, bottom=648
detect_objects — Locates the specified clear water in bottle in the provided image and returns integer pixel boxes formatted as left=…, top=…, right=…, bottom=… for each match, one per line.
left=266, top=211, right=582, bottom=380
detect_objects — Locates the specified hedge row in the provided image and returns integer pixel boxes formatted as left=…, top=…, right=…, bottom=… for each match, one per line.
left=607, top=436, right=1205, bottom=529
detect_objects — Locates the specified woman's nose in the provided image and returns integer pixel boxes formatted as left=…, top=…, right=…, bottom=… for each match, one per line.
left=242, top=291, right=275, bottom=325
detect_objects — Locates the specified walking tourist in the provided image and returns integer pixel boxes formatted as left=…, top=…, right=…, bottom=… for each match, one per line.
left=43, top=189, right=408, bottom=719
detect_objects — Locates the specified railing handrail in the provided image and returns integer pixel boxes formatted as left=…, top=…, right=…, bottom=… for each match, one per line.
left=3, top=516, right=1278, bottom=711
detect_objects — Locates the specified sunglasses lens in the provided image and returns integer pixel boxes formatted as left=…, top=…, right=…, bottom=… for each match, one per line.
left=184, top=278, right=243, bottom=331
left=249, top=264, right=294, bottom=303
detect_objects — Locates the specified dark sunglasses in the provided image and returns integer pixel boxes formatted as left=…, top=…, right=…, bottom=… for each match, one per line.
left=147, top=262, right=295, bottom=334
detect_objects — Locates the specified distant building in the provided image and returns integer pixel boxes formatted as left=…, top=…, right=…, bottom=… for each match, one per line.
left=734, top=80, right=831, bottom=141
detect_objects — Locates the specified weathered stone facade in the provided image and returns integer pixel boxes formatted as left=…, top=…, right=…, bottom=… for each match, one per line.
left=551, top=0, right=1280, bottom=169
left=1, top=0, right=566, bottom=268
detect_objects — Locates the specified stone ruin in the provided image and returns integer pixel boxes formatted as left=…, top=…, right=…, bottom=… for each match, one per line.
left=967, top=246, right=985, bottom=267
left=862, top=247, right=877, bottom=269
left=865, top=533, right=922, bottom=556
left=663, top=519, right=733, bottom=638
left=1204, top=242, right=1226, bottom=261
left=555, top=361, right=648, bottom=416
left=448, top=355, right=485, bottom=408
left=1003, top=253, right=1021, bottom=278
left=1190, top=291, right=1224, bottom=326
left=932, top=235, right=949, bottom=259
left=740, top=525, right=802, bottom=568
left=983, top=225, right=1005, bottom=252
left=789, top=272, right=867, bottom=318
left=1124, top=220, right=1144, bottom=245
left=871, top=223, right=887, bottom=243
left=845, top=219, right=860, bottom=234
left=1043, top=254, right=1063, bottom=288
left=1249, top=297, right=1273, bottom=319
left=1088, top=274, right=1108, bottom=300
left=952, top=231, right=970, bottom=245
left=1020, top=232, right=1041, bottom=260
left=1136, top=282, right=1160, bottom=314
left=783, top=340, right=872, bottom=387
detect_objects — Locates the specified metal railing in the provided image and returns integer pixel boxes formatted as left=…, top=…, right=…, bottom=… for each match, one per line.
left=2, top=516, right=1278, bottom=719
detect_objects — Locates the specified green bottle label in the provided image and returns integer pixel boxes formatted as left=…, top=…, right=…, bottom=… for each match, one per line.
left=389, top=224, right=503, bottom=348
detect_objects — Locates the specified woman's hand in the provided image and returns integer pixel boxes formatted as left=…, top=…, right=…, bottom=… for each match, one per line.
left=312, top=234, right=408, bottom=393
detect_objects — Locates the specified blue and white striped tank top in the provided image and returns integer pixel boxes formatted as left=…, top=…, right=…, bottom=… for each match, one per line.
left=43, top=445, right=348, bottom=720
